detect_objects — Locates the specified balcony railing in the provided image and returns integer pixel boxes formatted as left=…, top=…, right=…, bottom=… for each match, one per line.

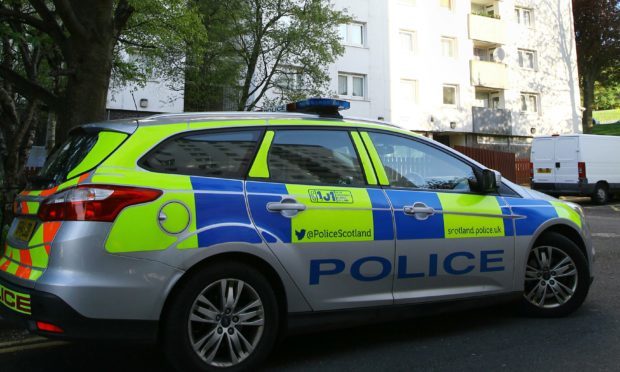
left=472, top=106, right=512, bottom=135
left=470, top=60, right=508, bottom=90
left=468, top=13, right=506, bottom=45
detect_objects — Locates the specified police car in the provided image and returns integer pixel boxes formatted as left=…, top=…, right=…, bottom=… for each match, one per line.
left=1, top=99, right=593, bottom=371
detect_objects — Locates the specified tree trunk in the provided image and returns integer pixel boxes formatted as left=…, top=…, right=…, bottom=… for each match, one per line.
left=582, top=72, right=595, bottom=134
left=56, top=40, right=115, bottom=143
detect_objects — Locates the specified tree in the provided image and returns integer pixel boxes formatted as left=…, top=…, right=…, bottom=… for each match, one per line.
left=0, top=0, right=205, bottom=144
left=593, top=66, right=620, bottom=111
left=573, top=0, right=620, bottom=132
left=187, top=0, right=350, bottom=111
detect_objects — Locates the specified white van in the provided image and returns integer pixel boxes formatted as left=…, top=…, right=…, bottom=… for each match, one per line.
left=531, top=134, right=620, bottom=203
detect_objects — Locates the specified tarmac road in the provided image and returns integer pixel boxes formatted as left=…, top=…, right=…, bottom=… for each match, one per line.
left=0, top=197, right=618, bottom=371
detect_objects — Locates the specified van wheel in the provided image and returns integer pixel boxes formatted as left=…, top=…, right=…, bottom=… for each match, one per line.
left=519, top=232, right=590, bottom=317
left=162, top=262, right=279, bottom=371
left=591, top=184, right=609, bottom=204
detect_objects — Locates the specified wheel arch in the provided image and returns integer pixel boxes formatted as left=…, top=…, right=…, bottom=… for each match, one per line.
left=158, top=251, right=289, bottom=338
left=531, top=222, right=588, bottom=264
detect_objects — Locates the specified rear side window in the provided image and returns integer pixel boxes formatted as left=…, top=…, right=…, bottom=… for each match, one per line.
left=37, top=132, right=100, bottom=187
left=267, top=130, right=366, bottom=186
left=141, top=130, right=261, bottom=178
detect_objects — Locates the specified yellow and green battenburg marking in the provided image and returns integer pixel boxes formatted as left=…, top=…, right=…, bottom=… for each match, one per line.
left=286, top=185, right=374, bottom=243
left=438, top=194, right=505, bottom=239
left=359, top=132, right=390, bottom=186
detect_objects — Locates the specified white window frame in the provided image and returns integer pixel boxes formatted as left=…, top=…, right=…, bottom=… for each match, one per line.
left=339, top=22, right=366, bottom=47
left=443, top=84, right=459, bottom=106
left=400, top=79, right=418, bottom=105
left=520, top=92, right=540, bottom=114
left=515, top=6, right=533, bottom=27
left=399, top=30, right=417, bottom=54
left=517, top=49, right=537, bottom=70
left=439, top=0, right=454, bottom=11
left=338, top=73, right=367, bottom=99
left=274, top=66, right=303, bottom=92
left=441, top=37, right=457, bottom=58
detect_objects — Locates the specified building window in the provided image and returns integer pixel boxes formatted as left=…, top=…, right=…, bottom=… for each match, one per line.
left=515, top=7, right=533, bottom=26
left=474, top=47, right=497, bottom=62
left=518, top=49, right=537, bottom=69
left=443, top=84, right=458, bottom=106
left=339, top=22, right=365, bottom=47
left=274, top=67, right=303, bottom=91
left=399, top=0, right=416, bottom=6
left=338, top=73, right=366, bottom=99
left=441, top=37, right=456, bottom=58
left=399, top=30, right=416, bottom=53
left=520, top=93, right=539, bottom=113
left=400, top=79, right=418, bottom=105
left=439, top=0, right=453, bottom=10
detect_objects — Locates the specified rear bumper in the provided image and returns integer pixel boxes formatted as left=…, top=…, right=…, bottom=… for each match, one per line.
left=0, top=276, right=158, bottom=342
left=531, top=181, right=595, bottom=196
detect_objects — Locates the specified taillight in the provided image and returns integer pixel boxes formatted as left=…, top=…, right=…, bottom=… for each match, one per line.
left=529, top=162, right=534, bottom=180
left=38, top=185, right=162, bottom=222
left=578, top=162, right=586, bottom=179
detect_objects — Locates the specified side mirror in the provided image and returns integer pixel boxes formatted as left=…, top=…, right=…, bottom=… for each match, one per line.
left=478, top=169, right=500, bottom=193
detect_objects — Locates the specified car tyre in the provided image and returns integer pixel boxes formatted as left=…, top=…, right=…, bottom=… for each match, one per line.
left=519, top=232, right=590, bottom=317
left=591, top=184, right=609, bottom=204
left=162, top=262, right=279, bottom=372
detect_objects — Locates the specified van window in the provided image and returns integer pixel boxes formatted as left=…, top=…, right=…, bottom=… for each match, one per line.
left=142, top=130, right=261, bottom=179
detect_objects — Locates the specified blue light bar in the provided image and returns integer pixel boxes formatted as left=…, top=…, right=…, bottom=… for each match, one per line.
left=286, top=98, right=350, bottom=117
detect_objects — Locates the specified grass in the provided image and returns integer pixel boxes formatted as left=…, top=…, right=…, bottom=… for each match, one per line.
left=593, top=109, right=620, bottom=124
left=592, top=122, right=620, bottom=136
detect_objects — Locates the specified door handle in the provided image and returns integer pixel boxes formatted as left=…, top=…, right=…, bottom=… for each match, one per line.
left=267, top=197, right=306, bottom=218
left=403, top=202, right=436, bottom=220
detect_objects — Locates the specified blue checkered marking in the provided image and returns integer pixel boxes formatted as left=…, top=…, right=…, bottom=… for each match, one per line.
left=246, top=181, right=292, bottom=243
left=386, top=190, right=444, bottom=240
left=503, top=197, right=558, bottom=236
left=190, top=177, right=261, bottom=247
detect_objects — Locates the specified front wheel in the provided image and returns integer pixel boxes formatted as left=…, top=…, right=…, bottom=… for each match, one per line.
left=520, top=232, right=590, bottom=317
left=162, top=262, right=279, bottom=371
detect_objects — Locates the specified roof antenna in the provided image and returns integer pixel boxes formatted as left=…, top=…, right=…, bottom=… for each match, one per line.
left=130, top=91, right=139, bottom=116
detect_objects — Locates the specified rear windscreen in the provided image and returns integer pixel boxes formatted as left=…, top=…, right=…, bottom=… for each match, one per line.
left=37, top=132, right=99, bottom=187
left=33, top=130, right=127, bottom=189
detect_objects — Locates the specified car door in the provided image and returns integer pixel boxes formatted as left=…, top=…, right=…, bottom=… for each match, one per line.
left=246, top=128, right=395, bottom=311
left=360, top=131, right=516, bottom=304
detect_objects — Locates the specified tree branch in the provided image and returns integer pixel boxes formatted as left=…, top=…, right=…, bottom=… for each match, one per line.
left=0, top=66, right=59, bottom=107
left=52, top=0, right=88, bottom=38
left=113, top=0, right=135, bottom=37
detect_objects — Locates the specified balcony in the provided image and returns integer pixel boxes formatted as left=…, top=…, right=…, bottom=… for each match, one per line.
left=472, top=107, right=512, bottom=135
left=470, top=60, right=508, bottom=90
left=468, top=13, right=506, bottom=45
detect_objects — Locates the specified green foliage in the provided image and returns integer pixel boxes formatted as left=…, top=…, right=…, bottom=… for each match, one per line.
left=592, top=122, right=620, bottom=136
left=186, top=0, right=351, bottom=111
left=112, top=0, right=207, bottom=92
left=593, top=109, right=620, bottom=124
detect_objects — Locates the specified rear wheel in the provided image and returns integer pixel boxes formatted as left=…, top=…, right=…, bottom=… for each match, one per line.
left=162, top=262, right=279, bottom=371
left=520, top=232, right=590, bottom=317
left=591, top=184, right=609, bottom=204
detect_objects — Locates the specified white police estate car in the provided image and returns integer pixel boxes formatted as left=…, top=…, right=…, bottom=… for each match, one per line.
left=1, top=99, right=592, bottom=371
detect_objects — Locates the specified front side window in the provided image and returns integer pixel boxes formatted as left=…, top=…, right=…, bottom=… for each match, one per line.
left=141, top=130, right=261, bottom=178
left=267, top=130, right=365, bottom=186
left=368, top=132, right=476, bottom=191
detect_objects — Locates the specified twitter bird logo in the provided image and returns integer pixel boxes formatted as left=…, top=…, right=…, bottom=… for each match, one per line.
left=295, top=229, right=306, bottom=241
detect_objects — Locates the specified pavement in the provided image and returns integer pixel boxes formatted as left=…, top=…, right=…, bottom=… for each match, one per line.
left=0, top=197, right=619, bottom=371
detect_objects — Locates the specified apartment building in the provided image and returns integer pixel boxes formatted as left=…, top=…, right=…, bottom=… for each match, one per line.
left=328, top=0, right=582, bottom=155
